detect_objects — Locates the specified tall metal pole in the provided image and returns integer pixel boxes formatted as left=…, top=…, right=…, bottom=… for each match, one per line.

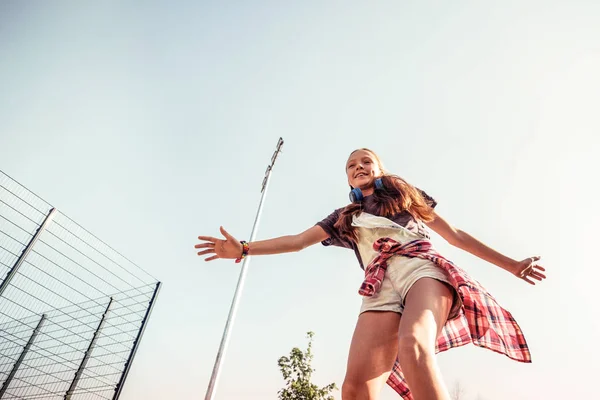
left=0, top=314, right=46, bottom=399
left=0, top=208, right=56, bottom=297
left=204, top=137, right=284, bottom=400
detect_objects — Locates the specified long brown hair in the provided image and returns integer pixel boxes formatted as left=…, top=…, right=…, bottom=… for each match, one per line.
left=334, top=149, right=435, bottom=243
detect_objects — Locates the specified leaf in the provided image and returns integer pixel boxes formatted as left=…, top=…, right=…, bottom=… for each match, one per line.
left=277, top=331, right=339, bottom=400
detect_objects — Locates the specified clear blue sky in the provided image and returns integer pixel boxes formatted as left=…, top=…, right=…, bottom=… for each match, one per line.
left=1, top=1, right=598, bottom=399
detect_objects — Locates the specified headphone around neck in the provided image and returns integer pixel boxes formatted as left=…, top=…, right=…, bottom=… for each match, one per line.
left=349, top=178, right=384, bottom=203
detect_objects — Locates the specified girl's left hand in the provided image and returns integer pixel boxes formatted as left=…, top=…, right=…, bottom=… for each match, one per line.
left=512, top=256, right=546, bottom=285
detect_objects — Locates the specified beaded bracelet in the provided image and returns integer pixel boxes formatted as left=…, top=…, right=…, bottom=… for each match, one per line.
left=235, top=241, right=250, bottom=263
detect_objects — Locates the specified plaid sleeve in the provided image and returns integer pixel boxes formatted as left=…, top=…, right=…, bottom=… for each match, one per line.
left=315, top=208, right=353, bottom=249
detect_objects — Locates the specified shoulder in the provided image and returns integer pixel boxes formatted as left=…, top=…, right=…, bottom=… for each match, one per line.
left=416, top=187, right=438, bottom=209
left=317, top=207, right=345, bottom=227
left=315, top=206, right=355, bottom=248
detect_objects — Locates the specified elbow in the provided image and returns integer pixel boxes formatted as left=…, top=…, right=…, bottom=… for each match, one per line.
left=447, top=230, right=466, bottom=248
left=292, top=235, right=307, bottom=252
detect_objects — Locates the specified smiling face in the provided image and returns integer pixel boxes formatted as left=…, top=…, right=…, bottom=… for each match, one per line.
left=346, top=149, right=384, bottom=195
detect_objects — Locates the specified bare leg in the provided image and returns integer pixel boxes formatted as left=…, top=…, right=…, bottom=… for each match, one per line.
left=342, top=311, right=401, bottom=400
left=397, top=278, right=453, bottom=400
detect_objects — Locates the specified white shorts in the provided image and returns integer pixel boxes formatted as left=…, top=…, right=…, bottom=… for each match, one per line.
left=359, top=255, right=461, bottom=319
left=353, top=213, right=461, bottom=319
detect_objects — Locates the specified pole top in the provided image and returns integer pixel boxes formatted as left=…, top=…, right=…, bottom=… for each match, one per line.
left=261, top=137, right=284, bottom=192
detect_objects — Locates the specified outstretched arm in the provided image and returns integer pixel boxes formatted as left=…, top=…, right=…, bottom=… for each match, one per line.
left=195, top=225, right=329, bottom=262
left=425, top=211, right=546, bottom=285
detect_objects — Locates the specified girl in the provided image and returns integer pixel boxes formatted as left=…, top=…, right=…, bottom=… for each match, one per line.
left=195, top=148, right=545, bottom=400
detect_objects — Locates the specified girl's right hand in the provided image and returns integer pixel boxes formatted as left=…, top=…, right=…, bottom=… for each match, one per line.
left=511, top=256, right=546, bottom=285
left=195, top=226, right=243, bottom=262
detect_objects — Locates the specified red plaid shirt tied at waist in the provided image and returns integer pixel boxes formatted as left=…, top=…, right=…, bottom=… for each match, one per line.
left=360, top=237, right=531, bottom=400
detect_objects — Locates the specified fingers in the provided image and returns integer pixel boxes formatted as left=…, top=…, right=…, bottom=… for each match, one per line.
left=529, top=257, right=546, bottom=280
left=529, top=272, right=545, bottom=281
left=198, top=236, right=219, bottom=242
left=518, top=256, right=546, bottom=284
left=195, top=229, right=234, bottom=262
left=522, top=276, right=536, bottom=285
left=518, top=265, right=533, bottom=278
left=199, top=227, right=236, bottom=242
left=196, top=247, right=219, bottom=261
left=197, top=249, right=215, bottom=256
left=531, top=269, right=546, bottom=280
left=529, top=256, right=545, bottom=271
left=521, top=270, right=538, bottom=285
left=220, top=226, right=235, bottom=241
left=520, top=258, right=547, bottom=284
left=194, top=242, right=215, bottom=249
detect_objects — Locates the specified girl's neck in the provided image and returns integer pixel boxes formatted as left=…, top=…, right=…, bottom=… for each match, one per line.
left=360, top=187, right=375, bottom=197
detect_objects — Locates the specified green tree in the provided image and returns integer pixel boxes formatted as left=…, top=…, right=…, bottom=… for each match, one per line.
left=277, top=331, right=338, bottom=400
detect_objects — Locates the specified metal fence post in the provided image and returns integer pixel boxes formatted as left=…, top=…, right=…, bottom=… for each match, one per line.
left=112, top=282, right=161, bottom=400
left=0, top=314, right=46, bottom=398
left=64, top=297, right=114, bottom=400
left=0, top=207, right=56, bottom=298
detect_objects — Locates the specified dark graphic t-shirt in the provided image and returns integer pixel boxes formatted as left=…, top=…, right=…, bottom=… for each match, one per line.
left=316, top=190, right=437, bottom=269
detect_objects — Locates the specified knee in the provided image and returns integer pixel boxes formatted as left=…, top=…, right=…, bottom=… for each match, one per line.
left=342, top=377, right=371, bottom=400
left=397, top=333, right=434, bottom=365
left=341, top=379, right=359, bottom=399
